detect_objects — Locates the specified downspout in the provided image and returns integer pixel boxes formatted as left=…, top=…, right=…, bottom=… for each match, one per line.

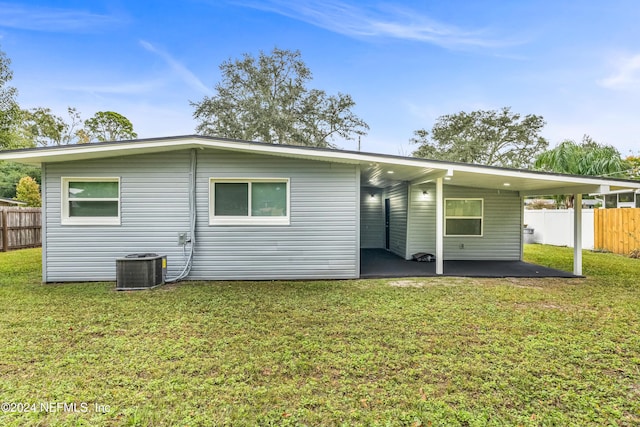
left=166, top=149, right=197, bottom=282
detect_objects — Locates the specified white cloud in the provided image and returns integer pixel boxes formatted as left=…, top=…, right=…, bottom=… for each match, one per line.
left=599, top=53, right=640, bottom=90
left=234, top=0, right=517, bottom=49
left=140, top=40, right=213, bottom=96
left=0, top=2, right=124, bottom=32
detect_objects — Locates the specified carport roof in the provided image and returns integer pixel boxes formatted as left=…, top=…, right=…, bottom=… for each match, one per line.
left=2, top=134, right=639, bottom=196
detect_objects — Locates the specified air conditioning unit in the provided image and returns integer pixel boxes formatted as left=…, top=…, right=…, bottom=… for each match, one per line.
left=116, top=253, right=167, bottom=290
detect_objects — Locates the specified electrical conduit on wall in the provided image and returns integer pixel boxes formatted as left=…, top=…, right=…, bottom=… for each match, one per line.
left=166, top=149, right=197, bottom=282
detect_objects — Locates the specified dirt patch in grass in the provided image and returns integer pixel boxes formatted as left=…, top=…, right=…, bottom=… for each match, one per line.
left=389, top=277, right=577, bottom=290
left=503, top=277, right=584, bottom=289
left=388, top=277, right=480, bottom=287
left=513, top=302, right=566, bottom=310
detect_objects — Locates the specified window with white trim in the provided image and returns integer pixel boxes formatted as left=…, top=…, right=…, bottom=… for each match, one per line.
left=62, top=178, right=120, bottom=225
left=445, top=198, right=483, bottom=236
left=209, top=178, right=290, bottom=225
left=604, top=194, right=617, bottom=208
left=618, top=192, right=634, bottom=203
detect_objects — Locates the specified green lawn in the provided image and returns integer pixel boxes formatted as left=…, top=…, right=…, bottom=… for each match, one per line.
left=0, top=246, right=639, bottom=426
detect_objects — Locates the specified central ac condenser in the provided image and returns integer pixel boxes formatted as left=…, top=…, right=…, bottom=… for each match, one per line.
left=116, top=253, right=167, bottom=290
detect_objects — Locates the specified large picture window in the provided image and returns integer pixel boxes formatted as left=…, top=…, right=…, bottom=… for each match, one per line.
left=62, top=178, right=120, bottom=225
left=445, top=198, right=483, bottom=236
left=210, top=179, right=289, bottom=225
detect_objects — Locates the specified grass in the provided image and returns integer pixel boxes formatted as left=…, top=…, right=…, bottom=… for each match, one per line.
left=0, top=246, right=639, bottom=426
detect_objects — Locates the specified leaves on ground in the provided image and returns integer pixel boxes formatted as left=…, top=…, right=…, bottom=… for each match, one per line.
left=0, top=246, right=639, bottom=426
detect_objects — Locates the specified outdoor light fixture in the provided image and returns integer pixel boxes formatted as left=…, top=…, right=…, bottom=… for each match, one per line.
left=503, top=182, right=511, bottom=187
left=422, top=190, right=428, bottom=196
left=370, top=193, right=375, bottom=198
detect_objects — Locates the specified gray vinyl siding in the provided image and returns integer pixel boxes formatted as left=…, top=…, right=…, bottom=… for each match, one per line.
left=41, top=163, right=48, bottom=282
left=360, top=187, right=384, bottom=248
left=44, top=151, right=192, bottom=282
left=443, top=186, right=521, bottom=260
left=43, top=149, right=359, bottom=282
left=192, top=150, right=358, bottom=280
left=406, top=183, right=436, bottom=257
left=406, top=184, right=522, bottom=261
left=385, top=183, right=408, bottom=258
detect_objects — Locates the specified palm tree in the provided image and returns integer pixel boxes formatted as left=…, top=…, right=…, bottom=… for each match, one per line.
left=534, top=136, right=630, bottom=207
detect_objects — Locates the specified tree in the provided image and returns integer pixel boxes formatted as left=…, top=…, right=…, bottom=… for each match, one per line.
left=21, top=107, right=86, bottom=146
left=411, top=107, right=548, bottom=168
left=625, top=154, right=640, bottom=180
left=192, top=47, right=368, bottom=148
left=21, top=107, right=66, bottom=146
left=0, top=46, right=23, bottom=150
left=0, top=46, right=91, bottom=149
left=534, top=136, right=629, bottom=177
left=15, top=176, right=41, bottom=207
left=534, top=136, right=630, bottom=207
left=0, top=162, right=40, bottom=199
left=83, top=111, right=137, bottom=142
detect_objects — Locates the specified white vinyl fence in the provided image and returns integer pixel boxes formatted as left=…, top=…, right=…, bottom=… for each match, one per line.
left=524, top=209, right=594, bottom=250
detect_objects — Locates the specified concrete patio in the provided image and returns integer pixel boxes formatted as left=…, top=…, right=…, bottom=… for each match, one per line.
left=360, top=249, right=579, bottom=279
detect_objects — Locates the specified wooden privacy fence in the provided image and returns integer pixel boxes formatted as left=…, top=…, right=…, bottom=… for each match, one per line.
left=0, top=207, right=42, bottom=252
left=594, top=208, right=640, bottom=255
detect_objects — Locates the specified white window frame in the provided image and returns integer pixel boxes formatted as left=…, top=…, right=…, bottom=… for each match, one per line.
left=617, top=192, right=635, bottom=208
left=444, top=198, right=483, bottom=237
left=61, top=177, right=121, bottom=226
left=209, top=178, right=290, bottom=226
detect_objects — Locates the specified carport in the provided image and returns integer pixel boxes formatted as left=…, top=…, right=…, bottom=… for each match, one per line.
left=359, top=156, right=640, bottom=278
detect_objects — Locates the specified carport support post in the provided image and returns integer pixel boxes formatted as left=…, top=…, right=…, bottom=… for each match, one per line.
left=573, top=193, right=583, bottom=275
left=436, top=177, right=444, bottom=275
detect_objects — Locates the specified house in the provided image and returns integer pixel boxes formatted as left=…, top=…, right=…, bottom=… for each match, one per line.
left=598, top=189, right=640, bottom=208
left=2, top=135, right=640, bottom=282
left=523, top=198, right=599, bottom=209
left=0, top=197, right=27, bottom=207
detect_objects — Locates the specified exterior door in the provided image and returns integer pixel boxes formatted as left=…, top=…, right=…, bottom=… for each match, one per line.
left=385, top=198, right=390, bottom=250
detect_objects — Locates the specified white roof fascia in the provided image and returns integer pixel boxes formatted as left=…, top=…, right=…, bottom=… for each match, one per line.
left=0, top=137, right=439, bottom=168
left=196, top=139, right=452, bottom=169
left=588, top=188, right=640, bottom=196
left=519, top=184, right=613, bottom=197
left=221, top=145, right=639, bottom=193
left=197, top=141, right=640, bottom=189
left=0, top=137, right=456, bottom=172
left=2, top=136, right=640, bottom=191
left=0, top=138, right=200, bottom=165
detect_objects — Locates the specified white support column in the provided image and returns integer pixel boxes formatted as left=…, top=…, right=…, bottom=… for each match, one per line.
left=520, top=195, right=525, bottom=261
left=573, top=193, right=583, bottom=276
left=436, top=177, right=444, bottom=275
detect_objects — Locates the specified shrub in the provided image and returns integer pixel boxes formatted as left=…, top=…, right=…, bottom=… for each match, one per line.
left=15, top=176, right=41, bottom=207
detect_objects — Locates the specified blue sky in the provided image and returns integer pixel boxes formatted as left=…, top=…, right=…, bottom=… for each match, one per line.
left=1, top=0, right=639, bottom=156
